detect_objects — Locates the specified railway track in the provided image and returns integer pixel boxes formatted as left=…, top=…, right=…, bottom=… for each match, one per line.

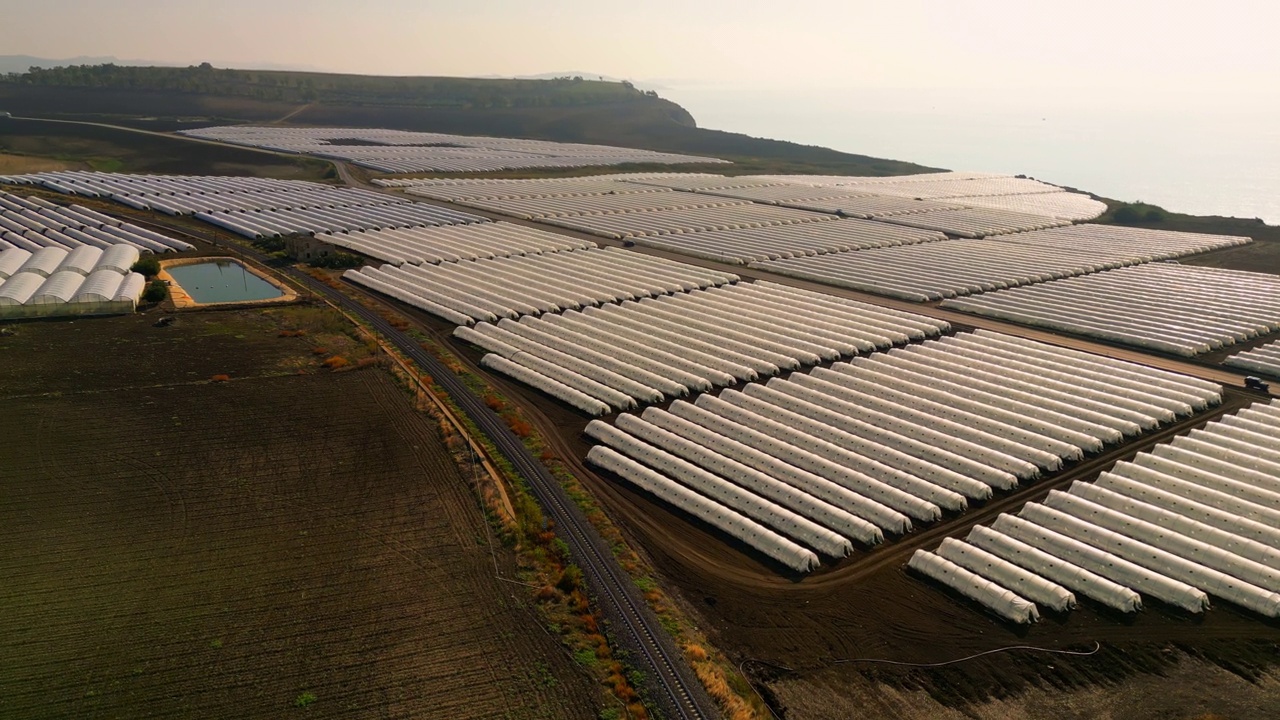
left=78, top=208, right=717, bottom=718
left=267, top=262, right=718, bottom=720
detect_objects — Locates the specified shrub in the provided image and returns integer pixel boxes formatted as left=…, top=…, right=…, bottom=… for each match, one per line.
left=131, top=255, right=161, bottom=278
left=308, top=252, right=364, bottom=269
left=293, top=691, right=317, bottom=708
left=507, top=417, right=533, bottom=438
left=1112, top=203, right=1167, bottom=224
left=142, top=280, right=168, bottom=303
left=574, top=648, right=599, bottom=667
left=1113, top=205, right=1141, bottom=222
left=210, top=374, right=230, bottom=383
left=322, top=355, right=349, bottom=370
left=254, top=237, right=286, bottom=253
left=684, top=643, right=709, bottom=662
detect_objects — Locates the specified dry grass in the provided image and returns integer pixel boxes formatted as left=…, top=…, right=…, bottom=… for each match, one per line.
left=506, top=416, right=534, bottom=438
left=691, top=659, right=759, bottom=720
left=0, top=152, right=82, bottom=173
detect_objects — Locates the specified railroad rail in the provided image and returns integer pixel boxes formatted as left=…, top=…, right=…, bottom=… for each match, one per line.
left=73, top=202, right=719, bottom=718
left=272, top=261, right=718, bottom=720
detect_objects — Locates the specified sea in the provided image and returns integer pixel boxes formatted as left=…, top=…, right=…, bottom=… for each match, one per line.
left=660, top=83, right=1280, bottom=225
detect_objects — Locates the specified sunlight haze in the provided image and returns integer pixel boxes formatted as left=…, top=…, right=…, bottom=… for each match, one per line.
left=3, top=0, right=1277, bottom=98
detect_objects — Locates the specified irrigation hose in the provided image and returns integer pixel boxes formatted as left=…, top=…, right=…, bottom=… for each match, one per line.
left=831, top=640, right=1103, bottom=668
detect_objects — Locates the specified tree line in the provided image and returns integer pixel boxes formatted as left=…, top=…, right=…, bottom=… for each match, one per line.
left=0, top=64, right=656, bottom=109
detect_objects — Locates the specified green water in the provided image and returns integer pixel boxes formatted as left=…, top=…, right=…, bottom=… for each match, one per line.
left=167, top=261, right=283, bottom=303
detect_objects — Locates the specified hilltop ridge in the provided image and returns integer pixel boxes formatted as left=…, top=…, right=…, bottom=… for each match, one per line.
left=0, top=64, right=936, bottom=177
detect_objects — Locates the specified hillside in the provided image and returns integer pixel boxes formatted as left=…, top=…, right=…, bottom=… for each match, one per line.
left=0, top=64, right=936, bottom=176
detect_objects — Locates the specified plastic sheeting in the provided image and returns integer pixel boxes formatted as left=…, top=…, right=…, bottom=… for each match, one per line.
left=908, top=550, right=1040, bottom=624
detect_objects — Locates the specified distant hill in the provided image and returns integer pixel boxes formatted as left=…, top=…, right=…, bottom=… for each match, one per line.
left=500, top=72, right=665, bottom=92
left=0, top=55, right=129, bottom=75
left=0, top=56, right=326, bottom=76
left=0, top=64, right=937, bottom=177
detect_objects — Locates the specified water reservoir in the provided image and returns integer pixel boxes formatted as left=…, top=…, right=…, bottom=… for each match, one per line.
left=165, top=260, right=283, bottom=304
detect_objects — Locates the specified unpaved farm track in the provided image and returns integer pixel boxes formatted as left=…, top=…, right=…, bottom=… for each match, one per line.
left=0, top=340, right=598, bottom=719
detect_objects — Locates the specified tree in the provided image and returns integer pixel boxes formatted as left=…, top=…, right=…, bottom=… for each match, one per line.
left=131, top=255, right=161, bottom=278
left=1113, top=205, right=1141, bottom=223
left=142, top=280, right=168, bottom=303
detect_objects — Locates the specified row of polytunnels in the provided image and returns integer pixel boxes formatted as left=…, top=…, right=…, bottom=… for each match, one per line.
left=753, top=224, right=1251, bottom=301
left=575, top=330, right=1219, bottom=570
left=317, top=222, right=593, bottom=266
left=911, top=400, right=1280, bottom=623
left=944, top=263, right=1280, bottom=357
left=347, top=246, right=738, bottom=326
left=0, top=191, right=192, bottom=254
left=178, top=125, right=725, bottom=173
left=0, top=246, right=146, bottom=309
left=453, top=281, right=947, bottom=412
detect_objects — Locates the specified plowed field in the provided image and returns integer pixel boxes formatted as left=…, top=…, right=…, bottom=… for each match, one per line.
left=0, top=311, right=597, bottom=719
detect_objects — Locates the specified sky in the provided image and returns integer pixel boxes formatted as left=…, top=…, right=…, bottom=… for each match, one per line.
left=2, top=0, right=1278, bottom=101
left=1, top=0, right=1277, bottom=217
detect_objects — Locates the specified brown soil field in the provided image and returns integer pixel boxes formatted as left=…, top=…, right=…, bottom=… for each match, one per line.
left=0, top=310, right=599, bottom=719
left=0, top=117, right=332, bottom=179
left=1182, top=237, right=1280, bottom=275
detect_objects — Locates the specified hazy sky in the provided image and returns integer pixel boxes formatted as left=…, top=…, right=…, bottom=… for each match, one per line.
left=3, top=0, right=1277, bottom=97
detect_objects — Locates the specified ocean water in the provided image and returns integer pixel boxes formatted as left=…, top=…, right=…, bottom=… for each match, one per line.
left=661, top=84, right=1280, bottom=224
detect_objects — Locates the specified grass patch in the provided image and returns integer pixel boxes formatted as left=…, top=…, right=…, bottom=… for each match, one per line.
left=0, top=151, right=80, bottom=173
left=0, top=116, right=331, bottom=180
left=87, top=157, right=124, bottom=173
left=293, top=692, right=317, bottom=708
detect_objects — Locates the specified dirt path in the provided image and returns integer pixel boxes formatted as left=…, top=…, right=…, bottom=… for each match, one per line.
left=273, top=102, right=315, bottom=124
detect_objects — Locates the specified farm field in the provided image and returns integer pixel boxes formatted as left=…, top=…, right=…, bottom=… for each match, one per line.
left=3, top=133, right=1278, bottom=717
left=0, top=310, right=598, bottom=720
left=181, top=125, right=727, bottom=173
left=395, top=291, right=1280, bottom=719
left=0, top=117, right=332, bottom=180
left=0, top=151, right=80, bottom=174
left=538, top=384, right=1280, bottom=719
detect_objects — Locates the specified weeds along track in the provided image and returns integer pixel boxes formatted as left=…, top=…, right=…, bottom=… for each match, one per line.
left=274, top=263, right=718, bottom=720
